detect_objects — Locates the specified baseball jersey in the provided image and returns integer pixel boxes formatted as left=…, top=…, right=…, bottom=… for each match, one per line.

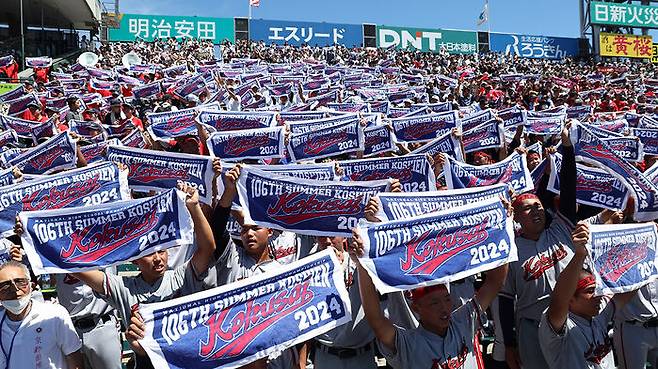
left=55, top=268, right=117, bottom=320
left=214, top=240, right=296, bottom=369
left=500, top=215, right=575, bottom=321
left=0, top=300, right=82, bottom=369
left=616, top=281, right=658, bottom=322
left=378, top=298, right=484, bottom=369
left=538, top=302, right=616, bottom=369
left=315, top=253, right=374, bottom=348
left=100, top=260, right=206, bottom=327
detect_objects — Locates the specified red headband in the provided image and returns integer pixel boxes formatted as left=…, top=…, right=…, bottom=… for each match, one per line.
left=473, top=151, right=492, bottom=161
left=576, top=275, right=596, bottom=293
left=512, top=193, right=540, bottom=208
left=408, top=284, right=449, bottom=302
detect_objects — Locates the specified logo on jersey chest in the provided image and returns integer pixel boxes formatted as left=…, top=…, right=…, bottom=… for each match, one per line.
left=584, top=337, right=612, bottom=364
left=430, top=341, right=469, bottom=369
left=522, top=245, right=569, bottom=281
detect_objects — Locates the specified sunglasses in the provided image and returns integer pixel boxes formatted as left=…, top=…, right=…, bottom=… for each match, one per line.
left=0, top=278, right=30, bottom=295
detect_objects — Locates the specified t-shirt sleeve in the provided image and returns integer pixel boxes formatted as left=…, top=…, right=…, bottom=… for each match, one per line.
left=538, top=310, right=574, bottom=366
left=376, top=326, right=410, bottom=369
left=98, top=272, right=135, bottom=325
left=56, top=305, right=83, bottom=355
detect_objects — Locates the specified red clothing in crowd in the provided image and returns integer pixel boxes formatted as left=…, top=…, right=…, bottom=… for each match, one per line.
left=0, top=62, right=18, bottom=81
left=20, top=109, right=48, bottom=122
left=128, top=116, right=143, bottom=131
left=598, top=100, right=618, bottom=112
left=33, top=67, right=50, bottom=84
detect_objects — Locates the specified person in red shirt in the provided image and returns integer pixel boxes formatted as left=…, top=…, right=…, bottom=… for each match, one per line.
left=20, top=102, right=48, bottom=122
left=598, top=94, right=618, bottom=112
left=33, top=67, right=50, bottom=84
left=122, top=101, right=143, bottom=131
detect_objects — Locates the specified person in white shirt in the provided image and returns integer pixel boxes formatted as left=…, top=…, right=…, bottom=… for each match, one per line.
left=0, top=260, right=83, bottom=369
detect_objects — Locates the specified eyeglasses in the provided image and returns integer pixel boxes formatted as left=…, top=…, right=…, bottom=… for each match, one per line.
left=0, top=278, right=30, bottom=295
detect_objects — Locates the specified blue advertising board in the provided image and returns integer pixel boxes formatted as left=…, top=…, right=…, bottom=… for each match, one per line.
left=489, top=33, right=581, bottom=59
left=250, top=19, right=363, bottom=47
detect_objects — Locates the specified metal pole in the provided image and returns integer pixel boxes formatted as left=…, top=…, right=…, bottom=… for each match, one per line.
left=20, top=0, right=25, bottom=68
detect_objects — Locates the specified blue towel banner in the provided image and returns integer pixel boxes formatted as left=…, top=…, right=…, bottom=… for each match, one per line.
left=248, top=163, right=337, bottom=181
left=548, top=153, right=629, bottom=211
left=287, top=119, right=364, bottom=162
left=147, top=103, right=221, bottom=140
left=443, top=153, right=533, bottom=193
left=390, top=112, right=460, bottom=143
left=363, top=125, right=397, bottom=157
left=571, top=122, right=658, bottom=222
left=106, top=146, right=215, bottom=205
left=462, top=119, right=505, bottom=153
left=587, top=223, right=658, bottom=295
left=375, top=184, right=510, bottom=222
left=461, top=109, right=496, bottom=132
left=287, top=114, right=359, bottom=135
left=138, top=250, right=351, bottom=369
left=237, top=167, right=391, bottom=237
left=206, top=127, right=285, bottom=161
left=0, top=162, right=129, bottom=237
left=337, top=155, right=436, bottom=192
left=19, top=189, right=193, bottom=274
left=197, top=111, right=276, bottom=132
left=412, top=130, right=464, bottom=163
left=497, top=106, right=526, bottom=128
left=9, top=132, right=77, bottom=175
left=356, top=197, right=517, bottom=293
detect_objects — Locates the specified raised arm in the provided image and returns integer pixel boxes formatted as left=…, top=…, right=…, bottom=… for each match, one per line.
left=211, top=164, right=241, bottom=259
left=558, top=121, right=577, bottom=227
left=179, top=184, right=216, bottom=275
left=351, top=230, right=397, bottom=352
left=475, top=263, right=509, bottom=311
left=547, top=222, right=589, bottom=331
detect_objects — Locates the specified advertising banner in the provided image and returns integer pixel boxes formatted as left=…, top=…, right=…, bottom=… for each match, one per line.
left=599, top=33, right=652, bottom=58
left=109, top=13, right=234, bottom=44
left=591, top=1, right=658, bottom=28
left=250, top=19, right=363, bottom=47
left=376, top=26, right=477, bottom=54
left=489, top=33, right=580, bottom=59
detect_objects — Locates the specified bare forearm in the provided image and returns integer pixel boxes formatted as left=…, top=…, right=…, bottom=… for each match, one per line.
left=189, top=204, right=216, bottom=272
left=548, top=253, right=586, bottom=329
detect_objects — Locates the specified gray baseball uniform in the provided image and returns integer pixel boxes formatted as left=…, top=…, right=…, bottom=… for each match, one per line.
left=314, top=253, right=376, bottom=369
left=100, top=260, right=206, bottom=327
left=614, top=281, right=658, bottom=369
left=213, top=237, right=298, bottom=369
left=538, top=302, right=616, bottom=369
left=499, top=215, right=575, bottom=369
left=378, top=298, right=485, bottom=369
left=56, top=270, right=122, bottom=369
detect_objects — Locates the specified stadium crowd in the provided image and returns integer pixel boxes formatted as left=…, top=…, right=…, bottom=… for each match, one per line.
left=0, top=36, right=656, bottom=369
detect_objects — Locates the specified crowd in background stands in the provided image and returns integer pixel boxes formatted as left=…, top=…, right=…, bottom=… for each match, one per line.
left=2, top=37, right=658, bottom=369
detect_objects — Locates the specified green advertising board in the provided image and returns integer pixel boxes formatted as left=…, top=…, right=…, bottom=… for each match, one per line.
left=376, top=26, right=477, bottom=54
left=108, top=13, right=234, bottom=44
left=591, top=1, right=658, bottom=29
left=0, top=83, right=20, bottom=95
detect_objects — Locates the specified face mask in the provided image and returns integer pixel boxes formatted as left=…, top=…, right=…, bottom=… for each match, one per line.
left=1, top=293, right=31, bottom=315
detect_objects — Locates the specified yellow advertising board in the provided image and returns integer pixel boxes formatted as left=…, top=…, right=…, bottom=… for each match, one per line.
left=653, top=44, right=658, bottom=63
left=600, top=33, right=653, bottom=58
